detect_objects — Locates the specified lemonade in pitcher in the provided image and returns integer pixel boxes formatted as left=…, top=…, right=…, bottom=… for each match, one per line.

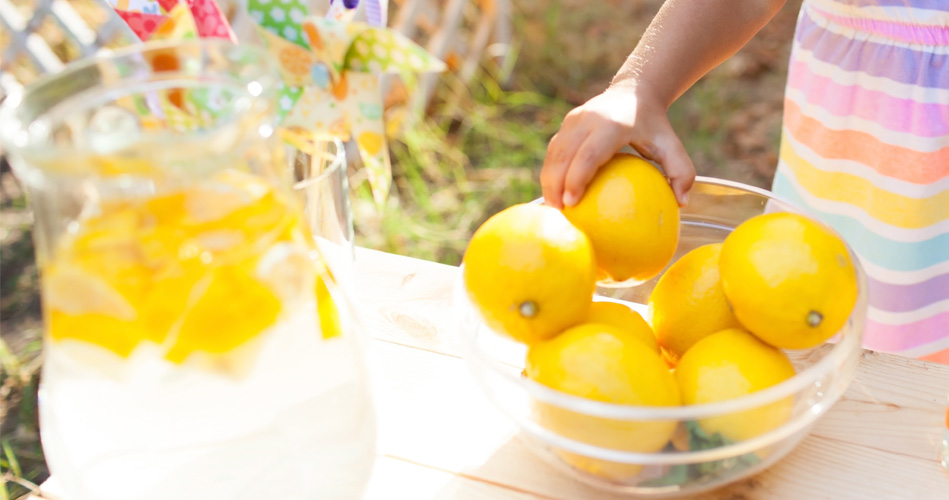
left=0, top=41, right=375, bottom=500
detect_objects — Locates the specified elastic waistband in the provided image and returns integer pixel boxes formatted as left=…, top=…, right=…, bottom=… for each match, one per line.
left=805, top=0, right=949, bottom=46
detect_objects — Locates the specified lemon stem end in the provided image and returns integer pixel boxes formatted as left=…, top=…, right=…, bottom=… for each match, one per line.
left=807, top=311, right=823, bottom=328
left=519, top=301, right=538, bottom=318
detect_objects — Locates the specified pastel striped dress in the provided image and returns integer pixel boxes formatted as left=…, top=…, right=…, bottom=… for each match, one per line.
left=771, top=0, right=949, bottom=363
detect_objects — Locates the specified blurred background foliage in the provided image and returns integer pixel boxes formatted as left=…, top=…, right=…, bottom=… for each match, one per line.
left=0, top=0, right=801, bottom=497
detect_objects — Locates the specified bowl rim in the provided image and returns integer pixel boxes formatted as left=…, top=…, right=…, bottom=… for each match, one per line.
left=455, top=176, right=868, bottom=421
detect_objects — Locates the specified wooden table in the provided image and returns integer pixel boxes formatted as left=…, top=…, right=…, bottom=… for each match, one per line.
left=32, top=249, right=949, bottom=499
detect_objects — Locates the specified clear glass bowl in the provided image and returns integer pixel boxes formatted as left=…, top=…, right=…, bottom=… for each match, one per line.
left=453, top=177, right=867, bottom=497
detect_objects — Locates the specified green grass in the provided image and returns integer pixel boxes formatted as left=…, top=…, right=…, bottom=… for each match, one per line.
left=0, top=1, right=797, bottom=496
left=353, top=74, right=572, bottom=266
left=1, top=336, right=46, bottom=500
left=355, top=0, right=797, bottom=266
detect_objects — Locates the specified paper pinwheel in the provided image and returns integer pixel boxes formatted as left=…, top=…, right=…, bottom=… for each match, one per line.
left=109, top=0, right=235, bottom=42
left=106, top=0, right=240, bottom=132
left=247, top=0, right=446, bottom=205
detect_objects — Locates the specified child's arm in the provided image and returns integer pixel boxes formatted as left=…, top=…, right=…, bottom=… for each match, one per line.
left=541, top=0, right=787, bottom=208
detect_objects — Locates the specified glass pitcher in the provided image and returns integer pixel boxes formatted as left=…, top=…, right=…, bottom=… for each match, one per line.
left=0, top=40, right=375, bottom=500
left=289, top=138, right=356, bottom=278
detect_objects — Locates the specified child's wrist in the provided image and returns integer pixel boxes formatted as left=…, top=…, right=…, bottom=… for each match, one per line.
left=606, top=78, right=670, bottom=110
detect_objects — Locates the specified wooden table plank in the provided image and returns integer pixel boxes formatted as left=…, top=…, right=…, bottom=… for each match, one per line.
left=28, top=249, right=949, bottom=499
left=807, top=351, right=949, bottom=461
left=364, top=456, right=539, bottom=500
left=29, top=456, right=540, bottom=500
left=368, top=339, right=654, bottom=500
left=353, top=248, right=460, bottom=356
left=367, top=332, right=949, bottom=500
left=355, top=248, right=949, bottom=499
left=711, top=436, right=947, bottom=500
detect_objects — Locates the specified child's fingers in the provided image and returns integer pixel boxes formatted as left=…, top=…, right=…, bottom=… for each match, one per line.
left=654, top=133, right=696, bottom=206
left=562, top=128, right=626, bottom=207
left=541, top=129, right=591, bottom=209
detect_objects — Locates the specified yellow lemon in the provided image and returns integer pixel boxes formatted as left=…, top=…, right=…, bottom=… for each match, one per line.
left=562, top=154, right=679, bottom=283
left=526, top=323, right=680, bottom=480
left=674, top=328, right=796, bottom=443
left=141, top=270, right=198, bottom=344
left=647, top=243, right=741, bottom=365
left=720, top=213, right=858, bottom=350
left=463, top=204, right=596, bottom=344
left=43, top=170, right=307, bottom=362
left=47, top=311, right=143, bottom=358
left=43, top=210, right=152, bottom=356
left=587, top=301, right=658, bottom=353
left=44, top=238, right=153, bottom=357
left=316, top=266, right=342, bottom=341
left=164, top=264, right=282, bottom=363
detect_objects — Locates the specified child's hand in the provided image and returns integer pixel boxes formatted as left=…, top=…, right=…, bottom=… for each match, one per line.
left=541, top=84, right=695, bottom=209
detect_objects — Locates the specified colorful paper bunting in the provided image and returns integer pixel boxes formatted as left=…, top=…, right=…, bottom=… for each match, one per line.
left=109, top=0, right=236, bottom=41
left=248, top=0, right=445, bottom=205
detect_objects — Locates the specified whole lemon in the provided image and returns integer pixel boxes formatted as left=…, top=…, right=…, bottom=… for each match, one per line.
left=648, top=243, right=741, bottom=365
left=526, top=323, right=680, bottom=480
left=463, top=204, right=597, bottom=344
left=562, top=154, right=679, bottom=283
left=720, top=213, right=858, bottom=350
left=587, top=301, right=659, bottom=353
left=675, top=328, right=796, bottom=443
